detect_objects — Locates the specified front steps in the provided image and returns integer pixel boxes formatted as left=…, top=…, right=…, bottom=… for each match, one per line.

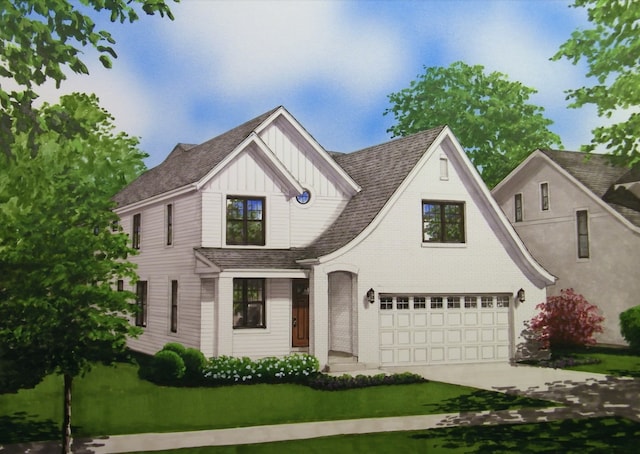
left=326, top=351, right=381, bottom=374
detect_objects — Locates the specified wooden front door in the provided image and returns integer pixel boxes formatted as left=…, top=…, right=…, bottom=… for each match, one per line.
left=292, top=279, right=309, bottom=347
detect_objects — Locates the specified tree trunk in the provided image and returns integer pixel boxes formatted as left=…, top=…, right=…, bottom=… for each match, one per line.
left=61, top=373, right=73, bottom=454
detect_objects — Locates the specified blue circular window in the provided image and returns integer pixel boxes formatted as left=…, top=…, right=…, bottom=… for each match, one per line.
left=296, top=190, right=311, bottom=205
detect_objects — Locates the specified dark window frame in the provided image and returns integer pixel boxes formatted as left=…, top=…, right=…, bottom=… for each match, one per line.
left=135, top=281, right=148, bottom=327
left=540, top=183, right=549, bottom=211
left=166, top=203, right=173, bottom=246
left=577, top=210, right=590, bottom=259
left=422, top=200, right=465, bottom=243
left=170, top=280, right=178, bottom=333
left=233, top=278, right=266, bottom=329
left=132, top=213, right=141, bottom=250
left=226, top=196, right=266, bottom=246
left=514, top=193, right=523, bottom=222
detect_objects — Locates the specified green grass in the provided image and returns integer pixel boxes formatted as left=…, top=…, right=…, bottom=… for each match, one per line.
left=126, top=417, right=640, bottom=453
left=563, top=347, right=640, bottom=377
left=0, top=361, right=550, bottom=443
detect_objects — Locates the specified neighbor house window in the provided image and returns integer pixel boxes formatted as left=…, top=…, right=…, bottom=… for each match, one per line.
left=233, top=278, right=266, bottom=328
left=166, top=204, right=173, bottom=246
left=135, top=281, right=148, bottom=327
left=514, top=193, right=523, bottom=222
left=226, top=197, right=265, bottom=245
left=577, top=210, right=590, bottom=259
left=422, top=201, right=465, bottom=243
left=132, top=213, right=141, bottom=249
left=170, top=280, right=178, bottom=333
left=540, top=183, right=549, bottom=211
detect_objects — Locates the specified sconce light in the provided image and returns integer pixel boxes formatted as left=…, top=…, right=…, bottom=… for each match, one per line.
left=366, top=288, right=375, bottom=304
left=517, top=288, right=526, bottom=303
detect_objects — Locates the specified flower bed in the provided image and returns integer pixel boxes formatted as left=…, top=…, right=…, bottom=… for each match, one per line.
left=203, top=353, right=320, bottom=385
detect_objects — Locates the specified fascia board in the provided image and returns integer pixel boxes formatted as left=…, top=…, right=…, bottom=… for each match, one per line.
left=114, top=184, right=196, bottom=214
left=256, top=107, right=361, bottom=195
left=219, top=269, right=309, bottom=279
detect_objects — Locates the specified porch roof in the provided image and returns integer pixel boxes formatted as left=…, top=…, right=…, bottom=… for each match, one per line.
left=196, top=248, right=307, bottom=270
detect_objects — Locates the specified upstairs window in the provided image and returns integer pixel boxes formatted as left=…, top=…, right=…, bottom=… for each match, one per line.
left=166, top=204, right=173, bottom=246
left=422, top=201, right=465, bottom=243
left=135, top=281, right=148, bottom=327
left=577, top=210, right=590, bottom=259
left=514, top=193, right=523, bottom=222
left=233, top=278, right=266, bottom=328
left=132, top=213, right=141, bottom=249
left=540, top=183, right=549, bottom=211
left=226, top=197, right=265, bottom=245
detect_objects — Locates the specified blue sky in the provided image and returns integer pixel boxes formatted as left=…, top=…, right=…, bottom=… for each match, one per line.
left=41, top=0, right=600, bottom=168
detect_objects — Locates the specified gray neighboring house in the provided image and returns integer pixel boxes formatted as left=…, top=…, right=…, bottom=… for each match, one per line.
left=492, top=149, right=640, bottom=345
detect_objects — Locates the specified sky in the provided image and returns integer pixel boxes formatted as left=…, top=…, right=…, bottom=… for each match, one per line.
left=39, top=0, right=600, bottom=168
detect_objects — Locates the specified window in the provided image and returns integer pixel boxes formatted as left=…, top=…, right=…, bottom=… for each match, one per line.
left=233, top=278, right=266, bottom=328
left=227, top=197, right=265, bottom=245
left=514, top=193, right=523, bottom=222
left=170, top=280, right=178, bottom=333
left=540, top=183, right=549, bottom=211
left=413, top=297, right=426, bottom=309
left=397, top=296, right=409, bottom=310
left=132, top=213, right=141, bottom=249
left=497, top=296, right=510, bottom=308
left=166, top=204, right=173, bottom=246
left=577, top=210, right=590, bottom=259
left=447, top=296, right=461, bottom=309
left=380, top=296, right=393, bottom=310
left=117, top=280, right=124, bottom=292
left=296, top=190, right=311, bottom=205
left=422, top=201, right=465, bottom=243
left=135, top=281, right=148, bottom=327
left=430, top=297, right=444, bottom=309
left=111, top=220, right=119, bottom=232
left=464, top=296, right=477, bottom=308
left=440, top=157, right=449, bottom=180
left=481, top=296, right=494, bottom=308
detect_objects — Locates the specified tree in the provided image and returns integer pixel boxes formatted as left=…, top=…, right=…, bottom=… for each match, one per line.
left=553, top=0, right=640, bottom=165
left=0, top=93, right=146, bottom=452
left=0, top=0, right=175, bottom=160
left=384, top=61, right=563, bottom=188
left=529, top=288, right=604, bottom=351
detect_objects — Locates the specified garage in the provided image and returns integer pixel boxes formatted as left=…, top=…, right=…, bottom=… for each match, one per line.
left=379, top=294, right=511, bottom=365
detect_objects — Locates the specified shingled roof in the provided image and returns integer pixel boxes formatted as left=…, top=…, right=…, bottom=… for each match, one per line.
left=114, top=107, right=280, bottom=207
left=539, top=149, right=640, bottom=227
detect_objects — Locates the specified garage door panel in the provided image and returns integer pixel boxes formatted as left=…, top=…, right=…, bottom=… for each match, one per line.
left=447, top=313, right=462, bottom=325
left=430, top=313, right=445, bottom=326
left=414, top=313, right=427, bottom=327
left=447, top=329, right=462, bottom=343
left=481, top=313, right=495, bottom=325
left=431, top=330, right=445, bottom=343
left=414, top=330, right=427, bottom=344
left=380, top=331, right=394, bottom=346
left=397, top=330, right=411, bottom=345
left=380, top=313, right=394, bottom=328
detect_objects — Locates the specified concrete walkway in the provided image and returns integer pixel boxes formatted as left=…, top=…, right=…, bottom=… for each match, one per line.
left=2, top=364, right=639, bottom=453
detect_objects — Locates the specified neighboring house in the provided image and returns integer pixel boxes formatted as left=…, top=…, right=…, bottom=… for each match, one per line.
left=492, top=149, right=640, bottom=345
left=114, top=106, right=554, bottom=369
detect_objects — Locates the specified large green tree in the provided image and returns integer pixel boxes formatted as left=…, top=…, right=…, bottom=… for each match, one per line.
left=385, top=61, right=563, bottom=188
left=553, top=0, right=640, bottom=165
left=0, top=0, right=175, bottom=160
left=0, top=93, right=145, bottom=452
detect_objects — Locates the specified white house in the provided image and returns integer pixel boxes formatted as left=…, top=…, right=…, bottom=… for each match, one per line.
left=114, top=106, right=554, bottom=369
left=492, top=149, right=640, bottom=345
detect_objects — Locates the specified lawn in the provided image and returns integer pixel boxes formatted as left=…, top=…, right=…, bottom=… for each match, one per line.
left=563, top=347, right=640, bottom=377
left=126, top=417, right=640, bottom=453
left=0, top=361, right=549, bottom=444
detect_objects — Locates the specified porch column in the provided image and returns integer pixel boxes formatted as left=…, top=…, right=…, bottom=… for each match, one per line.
left=199, top=278, right=216, bottom=358
left=310, top=267, right=329, bottom=367
left=216, top=275, right=234, bottom=356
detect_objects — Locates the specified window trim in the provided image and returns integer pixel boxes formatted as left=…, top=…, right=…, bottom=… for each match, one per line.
left=170, top=280, right=178, bottom=333
left=233, top=278, right=266, bottom=329
left=576, top=209, right=590, bottom=259
left=132, top=213, right=141, bottom=250
left=135, top=280, right=148, bottom=327
left=226, top=196, right=266, bottom=246
left=421, top=200, right=466, bottom=244
left=514, top=193, right=523, bottom=222
left=166, top=203, right=173, bottom=246
left=540, top=182, right=550, bottom=211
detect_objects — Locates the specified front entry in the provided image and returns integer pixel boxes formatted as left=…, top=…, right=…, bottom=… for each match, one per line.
left=292, top=279, right=309, bottom=347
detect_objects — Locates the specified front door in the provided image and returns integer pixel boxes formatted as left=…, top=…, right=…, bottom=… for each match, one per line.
left=292, top=279, right=309, bottom=348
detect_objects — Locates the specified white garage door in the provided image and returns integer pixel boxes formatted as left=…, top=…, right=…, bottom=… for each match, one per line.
left=379, top=295, right=511, bottom=365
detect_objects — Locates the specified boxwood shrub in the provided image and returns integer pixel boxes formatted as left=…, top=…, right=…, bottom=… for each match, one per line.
left=152, top=349, right=186, bottom=385
left=307, top=372, right=426, bottom=391
left=620, top=305, right=640, bottom=351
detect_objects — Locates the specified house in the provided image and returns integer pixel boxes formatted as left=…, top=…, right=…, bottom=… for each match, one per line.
left=492, top=149, right=640, bottom=345
left=113, top=106, right=554, bottom=368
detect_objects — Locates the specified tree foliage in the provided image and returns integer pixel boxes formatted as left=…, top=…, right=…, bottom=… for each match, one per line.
left=620, top=305, right=640, bottom=351
left=0, top=0, right=176, bottom=160
left=553, top=0, right=640, bottom=165
left=385, top=61, right=562, bottom=188
left=530, top=288, right=604, bottom=350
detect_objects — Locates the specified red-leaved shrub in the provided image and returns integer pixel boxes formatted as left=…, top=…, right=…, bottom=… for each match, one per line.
left=529, top=289, right=604, bottom=350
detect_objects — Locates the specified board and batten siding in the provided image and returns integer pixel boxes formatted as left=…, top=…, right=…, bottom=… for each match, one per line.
left=118, top=191, right=205, bottom=355
left=319, top=143, right=545, bottom=365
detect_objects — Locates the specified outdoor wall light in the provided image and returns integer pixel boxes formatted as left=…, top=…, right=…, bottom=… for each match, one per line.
left=366, top=288, right=376, bottom=304
left=517, top=288, right=526, bottom=303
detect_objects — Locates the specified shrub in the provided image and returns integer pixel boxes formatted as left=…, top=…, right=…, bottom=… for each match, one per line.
left=529, top=289, right=604, bottom=350
left=306, top=372, right=426, bottom=391
left=161, top=342, right=187, bottom=356
left=152, top=350, right=186, bottom=385
left=182, top=348, right=207, bottom=384
left=203, top=353, right=320, bottom=385
left=620, top=305, right=640, bottom=351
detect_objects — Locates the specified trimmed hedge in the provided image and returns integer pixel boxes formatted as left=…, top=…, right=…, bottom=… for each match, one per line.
left=152, top=350, right=185, bottom=385
left=620, top=305, right=640, bottom=351
left=203, top=353, right=320, bottom=385
left=307, top=372, right=427, bottom=391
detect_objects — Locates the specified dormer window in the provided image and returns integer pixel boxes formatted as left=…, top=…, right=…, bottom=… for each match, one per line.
left=226, top=196, right=265, bottom=246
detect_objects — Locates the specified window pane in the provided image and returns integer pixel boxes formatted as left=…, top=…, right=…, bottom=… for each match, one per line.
left=227, top=199, right=244, bottom=220
left=233, top=302, right=244, bottom=328
left=247, top=221, right=264, bottom=245
left=246, top=279, right=264, bottom=302
left=226, top=220, right=244, bottom=244
left=422, top=203, right=441, bottom=242
left=246, top=303, right=264, bottom=327
left=247, top=199, right=263, bottom=220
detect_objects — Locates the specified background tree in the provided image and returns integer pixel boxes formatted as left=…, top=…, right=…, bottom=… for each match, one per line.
left=0, top=0, right=175, bottom=160
left=385, top=61, right=563, bottom=188
left=0, top=93, right=146, bottom=452
left=553, top=0, right=640, bottom=165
